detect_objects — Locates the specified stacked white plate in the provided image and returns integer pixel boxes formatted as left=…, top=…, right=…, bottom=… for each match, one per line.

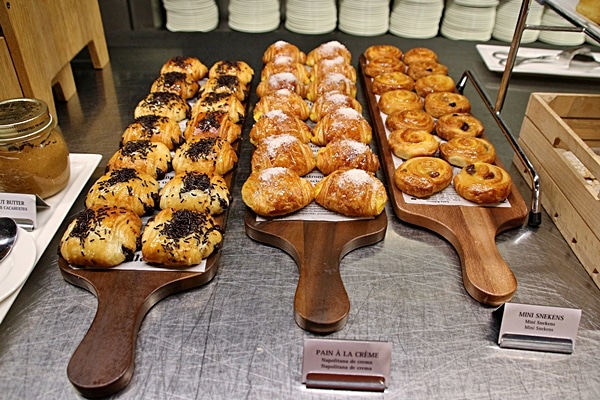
left=493, top=0, right=544, bottom=43
left=389, top=0, right=445, bottom=39
left=538, top=7, right=585, bottom=46
left=338, top=0, right=389, bottom=36
left=163, top=0, right=219, bottom=32
left=285, top=0, right=337, bottom=35
left=440, top=0, right=498, bottom=41
left=228, top=0, right=280, bottom=33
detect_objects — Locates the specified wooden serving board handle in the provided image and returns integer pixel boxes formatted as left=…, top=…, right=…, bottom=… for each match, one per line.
left=58, top=259, right=218, bottom=398
left=245, top=211, right=387, bottom=333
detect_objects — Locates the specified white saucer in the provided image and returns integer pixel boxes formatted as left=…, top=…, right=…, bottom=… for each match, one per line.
left=0, top=228, right=37, bottom=302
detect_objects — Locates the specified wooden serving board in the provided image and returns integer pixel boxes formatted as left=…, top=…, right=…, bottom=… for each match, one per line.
left=245, top=210, right=387, bottom=334
left=358, top=54, right=528, bottom=306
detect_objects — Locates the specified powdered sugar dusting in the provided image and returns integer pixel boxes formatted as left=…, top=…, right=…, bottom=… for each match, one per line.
left=269, top=72, right=298, bottom=84
left=339, top=168, right=373, bottom=187
left=259, top=167, right=288, bottom=181
left=263, top=134, right=297, bottom=157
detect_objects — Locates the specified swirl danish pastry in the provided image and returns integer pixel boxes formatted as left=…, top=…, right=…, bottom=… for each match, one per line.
left=394, top=157, right=453, bottom=198
left=424, top=92, right=471, bottom=118
left=435, top=113, right=484, bottom=141
left=385, top=109, right=435, bottom=133
left=439, top=137, right=496, bottom=168
left=378, top=89, right=422, bottom=115
left=388, top=129, right=440, bottom=160
left=364, top=44, right=403, bottom=62
left=372, top=72, right=414, bottom=95
left=453, top=162, right=512, bottom=204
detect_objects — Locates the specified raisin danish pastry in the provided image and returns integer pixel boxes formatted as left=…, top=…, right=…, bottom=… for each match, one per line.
left=172, top=137, right=238, bottom=175
left=159, top=171, right=230, bottom=215
left=315, top=139, right=380, bottom=175
left=435, top=113, right=484, bottom=141
left=394, top=157, right=453, bottom=198
left=59, top=206, right=142, bottom=268
left=453, top=162, right=512, bottom=204
left=142, top=208, right=223, bottom=267
left=106, top=140, right=172, bottom=179
left=424, top=92, right=471, bottom=118
left=439, top=137, right=497, bottom=168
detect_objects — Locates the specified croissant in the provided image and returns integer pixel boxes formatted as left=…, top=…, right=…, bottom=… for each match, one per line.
left=59, top=206, right=142, bottom=268
left=250, top=110, right=313, bottom=145
left=159, top=171, right=230, bottom=215
left=160, top=56, right=208, bottom=82
left=241, top=167, right=314, bottom=217
left=314, top=169, right=387, bottom=217
left=203, top=75, right=248, bottom=102
left=183, top=110, right=242, bottom=143
left=120, top=114, right=184, bottom=151
left=262, top=40, right=307, bottom=64
left=306, top=41, right=352, bottom=66
left=208, top=60, right=254, bottom=84
left=142, top=208, right=223, bottom=267
left=172, top=137, right=238, bottom=175
left=261, top=57, right=310, bottom=84
left=312, top=107, right=372, bottom=146
left=251, top=134, right=316, bottom=176
left=310, top=55, right=357, bottom=83
left=133, top=91, right=191, bottom=122
left=106, top=140, right=172, bottom=179
left=316, top=139, right=380, bottom=175
left=306, top=73, right=357, bottom=102
left=309, top=91, right=362, bottom=122
left=191, top=91, right=246, bottom=123
left=150, top=71, right=199, bottom=100
left=256, top=72, right=307, bottom=98
left=253, top=89, right=310, bottom=122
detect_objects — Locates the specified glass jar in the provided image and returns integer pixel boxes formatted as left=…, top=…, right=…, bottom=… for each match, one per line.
left=0, top=98, right=70, bottom=199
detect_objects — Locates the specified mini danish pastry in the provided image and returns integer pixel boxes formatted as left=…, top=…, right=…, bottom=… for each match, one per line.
left=364, top=56, right=406, bottom=78
left=414, top=74, right=456, bottom=98
left=439, top=137, right=496, bottom=167
left=134, top=91, right=191, bottom=122
left=208, top=60, right=254, bottom=84
left=150, top=71, right=199, bottom=100
left=192, top=91, right=246, bottom=123
left=183, top=110, right=241, bottom=143
left=364, top=44, right=403, bottom=62
left=253, top=89, right=310, bottom=121
left=309, top=91, right=362, bottom=122
left=306, top=73, right=357, bottom=102
left=435, top=113, right=484, bottom=141
left=315, top=139, right=380, bottom=175
left=312, top=107, right=372, bottom=146
left=403, top=47, right=438, bottom=65
left=59, top=206, right=142, bottom=268
left=142, top=208, right=223, bottom=266
left=261, top=56, right=310, bottom=84
left=262, top=40, right=307, bottom=64
left=394, top=157, right=453, bottom=198
left=314, top=169, right=387, bottom=217
left=85, top=168, right=159, bottom=216
left=372, top=72, right=415, bottom=95
left=406, top=61, right=449, bottom=80
left=251, top=134, right=316, bottom=176
left=159, top=171, right=230, bottom=215
left=388, top=129, right=440, bottom=160
left=378, top=89, right=423, bottom=115
left=241, top=167, right=314, bottom=217
left=107, top=140, right=172, bottom=180
left=424, top=92, right=471, bottom=118
left=256, top=72, right=307, bottom=98
left=250, top=109, right=313, bottom=145
left=172, top=137, right=238, bottom=175
left=385, top=109, right=435, bottom=133
left=160, top=56, right=208, bottom=82
left=453, top=162, right=512, bottom=204
left=306, top=41, right=352, bottom=66
left=121, top=114, right=184, bottom=151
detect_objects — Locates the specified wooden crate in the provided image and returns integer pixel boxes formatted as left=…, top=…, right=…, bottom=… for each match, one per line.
left=516, top=93, right=600, bottom=289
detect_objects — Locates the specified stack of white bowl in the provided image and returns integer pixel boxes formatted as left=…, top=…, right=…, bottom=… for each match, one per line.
left=163, top=0, right=219, bottom=32
left=389, top=0, right=445, bottom=39
left=493, top=0, right=544, bottom=43
left=538, top=7, right=585, bottom=46
left=440, top=0, right=498, bottom=41
left=338, top=0, right=389, bottom=36
left=285, top=0, right=337, bottom=34
left=228, top=0, right=280, bottom=33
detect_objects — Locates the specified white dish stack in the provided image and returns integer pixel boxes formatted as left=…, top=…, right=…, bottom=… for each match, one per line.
left=338, top=0, right=389, bottom=37
left=440, top=0, right=498, bottom=41
left=538, top=7, right=585, bottom=46
left=284, top=0, right=337, bottom=34
left=493, top=0, right=544, bottom=43
left=163, top=0, right=219, bottom=32
left=389, top=0, right=445, bottom=39
left=228, top=0, right=280, bottom=33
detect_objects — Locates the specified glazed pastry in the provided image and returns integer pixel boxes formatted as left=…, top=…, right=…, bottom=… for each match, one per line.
left=191, top=91, right=246, bottom=123
left=251, top=134, right=316, bottom=176
left=262, top=40, right=307, bottom=64
left=364, top=56, right=406, bottom=78
left=440, top=137, right=496, bottom=168
left=159, top=171, right=230, bottom=214
left=142, top=208, right=223, bottom=266
left=208, top=60, right=254, bottom=84
left=85, top=168, right=159, bottom=216
left=261, top=56, right=310, bottom=84
left=388, top=129, right=440, bottom=160
left=312, top=107, right=372, bottom=146
left=424, top=92, right=471, bottom=118
left=315, top=139, right=380, bottom=175
left=172, top=137, right=238, bottom=175
left=403, top=47, right=438, bottom=65
left=406, top=61, right=449, bottom=80
left=306, top=40, right=352, bottom=66
left=120, top=114, right=184, bottom=151
left=364, top=44, right=403, bottom=62
left=250, top=110, right=313, bottom=145
left=106, top=140, right=172, bottom=180
left=306, top=73, right=357, bottom=102
left=378, top=89, right=423, bottom=115
left=256, top=72, right=307, bottom=98
left=253, top=89, right=310, bottom=122
left=150, top=71, right=199, bottom=100
left=435, top=113, right=484, bottom=141
left=385, top=109, right=435, bottom=133
left=372, top=72, right=415, bottom=95
left=309, top=90, right=362, bottom=122
left=453, top=162, right=512, bottom=204
left=241, top=167, right=314, bottom=217
left=183, top=110, right=242, bottom=143
left=203, top=75, right=248, bottom=102
left=310, top=55, right=357, bottom=83
left=314, top=169, right=387, bottom=217
left=394, top=157, right=453, bottom=198
left=160, top=56, right=208, bottom=82
left=414, top=74, right=456, bottom=98
left=134, top=91, right=191, bottom=122
left=59, top=206, right=142, bottom=268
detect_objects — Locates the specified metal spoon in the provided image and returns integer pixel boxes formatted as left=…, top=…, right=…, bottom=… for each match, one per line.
left=493, top=46, right=596, bottom=67
left=0, top=217, right=18, bottom=263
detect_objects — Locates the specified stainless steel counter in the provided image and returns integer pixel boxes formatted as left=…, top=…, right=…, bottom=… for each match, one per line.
left=1, top=30, right=600, bottom=399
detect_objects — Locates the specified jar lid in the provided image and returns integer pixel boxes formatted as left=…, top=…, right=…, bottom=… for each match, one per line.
left=0, top=98, right=54, bottom=142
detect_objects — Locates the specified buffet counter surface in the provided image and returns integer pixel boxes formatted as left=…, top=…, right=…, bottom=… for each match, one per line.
left=1, top=30, right=600, bottom=399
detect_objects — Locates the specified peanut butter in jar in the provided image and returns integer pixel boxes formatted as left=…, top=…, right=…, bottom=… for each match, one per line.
left=0, top=98, right=70, bottom=199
